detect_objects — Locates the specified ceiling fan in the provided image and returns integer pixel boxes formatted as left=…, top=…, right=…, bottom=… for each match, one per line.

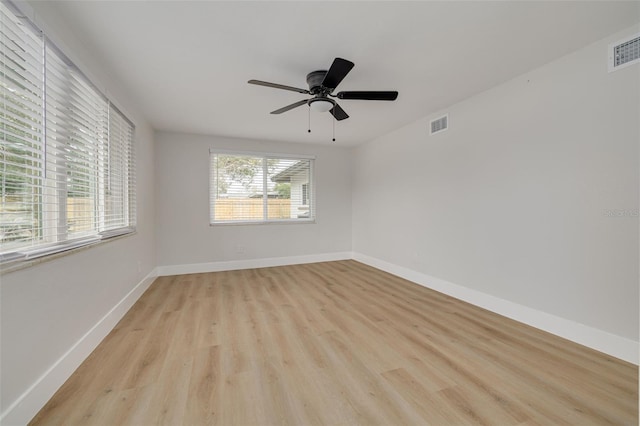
left=248, top=57, right=398, bottom=121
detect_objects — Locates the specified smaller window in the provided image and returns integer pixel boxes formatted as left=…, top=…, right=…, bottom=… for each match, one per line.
left=209, top=151, right=314, bottom=224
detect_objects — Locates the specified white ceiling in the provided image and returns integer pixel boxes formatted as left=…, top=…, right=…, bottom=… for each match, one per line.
left=41, top=1, right=639, bottom=146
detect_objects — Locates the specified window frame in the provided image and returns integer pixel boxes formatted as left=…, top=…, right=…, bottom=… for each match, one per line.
left=209, top=149, right=315, bottom=226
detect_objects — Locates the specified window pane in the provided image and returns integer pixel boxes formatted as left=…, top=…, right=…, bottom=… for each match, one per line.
left=268, top=158, right=311, bottom=220
left=0, top=2, right=44, bottom=251
left=211, top=154, right=264, bottom=222
left=104, top=105, right=134, bottom=232
left=46, top=44, right=107, bottom=239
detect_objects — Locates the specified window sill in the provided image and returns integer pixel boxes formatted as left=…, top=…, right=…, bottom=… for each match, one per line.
left=210, top=219, right=316, bottom=226
left=0, top=231, right=136, bottom=276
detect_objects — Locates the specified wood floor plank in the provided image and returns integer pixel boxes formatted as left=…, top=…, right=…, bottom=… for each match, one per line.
left=30, top=260, right=639, bottom=425
left=183, top=345, right=220, bottom=424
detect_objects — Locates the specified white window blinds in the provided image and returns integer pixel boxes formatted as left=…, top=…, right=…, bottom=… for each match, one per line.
left=210, top=151, right=314, bottom=224
left=45, top=44, right=108, bottom=241
left=0, top=1, right=135, bottom=264
left=1, top=1, right=44, bottom=255
left=104, top=104, right=135, bottom=235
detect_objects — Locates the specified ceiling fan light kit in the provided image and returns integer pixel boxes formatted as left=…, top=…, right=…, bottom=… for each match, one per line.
left=248, top=57, right=398, bottom=140
left=308, top=98, right=334, bottom=112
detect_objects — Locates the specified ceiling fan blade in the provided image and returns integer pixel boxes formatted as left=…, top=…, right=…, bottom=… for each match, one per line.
left=270, top=99, right=309, bottom=114
left=248, top=80, right=310, bottom=94
left=321, top=58, right=354, bottom=90
left=336, top=91, right=398, bottom=101
left=329, top=103, right=349, bottom=121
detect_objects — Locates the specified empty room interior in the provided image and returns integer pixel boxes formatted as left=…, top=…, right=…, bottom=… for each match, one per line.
left=1, top=1, right=639, bottom=425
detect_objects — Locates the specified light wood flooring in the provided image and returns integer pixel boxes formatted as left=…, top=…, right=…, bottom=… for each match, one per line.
left=31, top=260, right=638, bottom=425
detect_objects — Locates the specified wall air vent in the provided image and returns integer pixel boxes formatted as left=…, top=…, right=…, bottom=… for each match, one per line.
left=430, top=114, right=448, bottom=135
left=609, top=33, right=640, bottom=72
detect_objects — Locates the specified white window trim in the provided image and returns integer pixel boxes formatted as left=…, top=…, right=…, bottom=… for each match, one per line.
left=208, top=148, right=316, bottom=160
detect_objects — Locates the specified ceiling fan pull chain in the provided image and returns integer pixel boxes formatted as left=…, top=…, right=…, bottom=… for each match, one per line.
left=308, top=104, right=311, bottom=133
left=332, top=112, right=336, bottom=142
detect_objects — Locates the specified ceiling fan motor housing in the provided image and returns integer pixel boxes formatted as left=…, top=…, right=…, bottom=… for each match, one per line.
left=306, top=70, right=329, bottom=95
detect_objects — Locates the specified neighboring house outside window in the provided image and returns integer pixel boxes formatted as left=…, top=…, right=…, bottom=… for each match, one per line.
left=271, top=165, right=311, bottom=219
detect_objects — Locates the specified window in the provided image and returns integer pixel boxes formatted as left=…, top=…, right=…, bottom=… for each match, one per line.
left=0, top=1, right=135, bottom=264
left=210, top=150, right=314, bottom=224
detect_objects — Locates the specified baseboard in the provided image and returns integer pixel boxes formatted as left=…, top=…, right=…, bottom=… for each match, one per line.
left=156, top=251, right=353, bottom=276
left=352, top=252, right=639, bottom=365
left=0, top=269, right=159, bottom=426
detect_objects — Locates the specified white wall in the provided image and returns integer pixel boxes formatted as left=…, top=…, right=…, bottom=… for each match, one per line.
left=0, top=2, right=157, bottom=423
left=155, top=132, right=352, bottom=269
left=353, top=26, right=639, bottom=344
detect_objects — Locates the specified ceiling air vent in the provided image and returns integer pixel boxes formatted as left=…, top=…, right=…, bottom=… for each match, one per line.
left=430, top=114, right=448, bottom=135
left=609, top=33, right=640, bottom=72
